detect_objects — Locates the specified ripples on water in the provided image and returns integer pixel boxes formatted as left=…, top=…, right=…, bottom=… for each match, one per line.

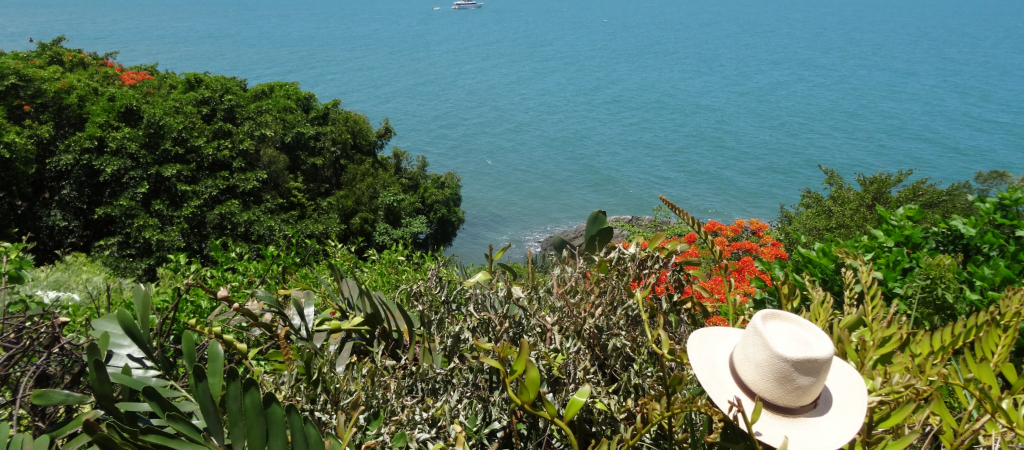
left=3, top=0, right=1023, bottom=262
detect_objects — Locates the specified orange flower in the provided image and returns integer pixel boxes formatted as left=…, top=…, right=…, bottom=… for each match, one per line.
left=23, top=105, right=31, bottom=111
left=683, top=232, right=698, bottom=244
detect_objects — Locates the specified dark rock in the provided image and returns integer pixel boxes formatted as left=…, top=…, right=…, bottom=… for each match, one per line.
left=539, top=215, right=673, bottom=254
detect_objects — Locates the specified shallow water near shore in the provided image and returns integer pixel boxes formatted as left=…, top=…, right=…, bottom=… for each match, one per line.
left=4, top=0, right=1023, bottom=263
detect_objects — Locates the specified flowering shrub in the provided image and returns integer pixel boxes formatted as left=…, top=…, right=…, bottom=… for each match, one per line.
left=624, top=215, right=788, bottom=327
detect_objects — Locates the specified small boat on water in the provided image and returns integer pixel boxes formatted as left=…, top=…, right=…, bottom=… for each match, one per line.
left=451, top=0, right=482, bottom=9
left=433, top=6, right=440, bottom=9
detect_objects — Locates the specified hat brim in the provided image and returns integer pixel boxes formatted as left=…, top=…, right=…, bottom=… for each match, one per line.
left=688, top=326, right=867, bottom=450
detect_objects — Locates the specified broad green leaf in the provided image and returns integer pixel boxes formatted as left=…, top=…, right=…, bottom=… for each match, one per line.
left=182, top=331, right=197, bottom=373
left=88, top=358, right=121, bottom=421
left=139, top=428, right=210, bottom=450
left=61, top=433, right=91, bottom=450
left=584, top=210, right=610, bottom=243
left=648, top=232, right=666, bottom=249
left=492, top=242, right=512, bottom=262
left=46, top=409, right=104, bottom=440
left=541, top=395, right=557, bottom=418
left=140, top=386, right=187, bottom=420
left=286, top=405, right=309, bottom=450
left=876, top=402, right=916, bottom=429
left=391, top=431, right=408, bottom=449
left=225, top=367, right=247, bottom=450
left=115, top=309, right=154, bottom=361
left=463, top=271, right=492, bottom=287
left=480, top=357, right=503, bottom=372
left=563, top=383, right=591, bottom=422
left=165, top=412, right=205, bottom=443
left=190, top=365, right=225, bottom=446
left=264, top=393, right=287, bottom=450
left=244, top=379, right=268, bottom=450
left=132, top=284, right=152, bottom=339
left=33, top=435, right=49, bottom=450
left=519, top=359, right=541, bottom=405
left=207, top=341, right=224, bottom=403
left=303, top=417, right=323, bottom=450
left=511, top=339, right=529, bottom=380
left=108, top=373, right=181, bottom=397
left=30, top=389, right=92, bottom=406
left=750, top=398, right=763, bottom=425
left=0, top=422, right=9, bottom=444
left=882, top=432, right=919, bottom=450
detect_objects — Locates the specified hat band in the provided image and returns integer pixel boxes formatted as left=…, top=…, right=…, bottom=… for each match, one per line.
left=728, top=353, right=822, bottom=416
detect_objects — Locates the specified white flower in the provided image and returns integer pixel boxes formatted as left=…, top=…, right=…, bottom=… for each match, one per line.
left=34, top=290, right=81, bottom=304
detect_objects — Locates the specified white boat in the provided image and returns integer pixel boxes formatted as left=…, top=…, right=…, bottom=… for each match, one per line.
left=433, top=6, right=440, bottom=9
left=451, top=0, right=482, bottom=9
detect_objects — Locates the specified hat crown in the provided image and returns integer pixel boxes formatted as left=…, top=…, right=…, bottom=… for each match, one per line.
left=731, top=309, right=835, bottom=408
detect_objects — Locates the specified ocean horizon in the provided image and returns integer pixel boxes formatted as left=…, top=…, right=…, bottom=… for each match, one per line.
left=4, top=0, right=1023, bottom=262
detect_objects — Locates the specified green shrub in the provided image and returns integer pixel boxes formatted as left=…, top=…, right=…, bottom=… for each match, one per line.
left=776, top=166, right=976, bottom=248
left=0, top=37, right=464, bottom=278
left=766, top=186, right=1024, bottom=329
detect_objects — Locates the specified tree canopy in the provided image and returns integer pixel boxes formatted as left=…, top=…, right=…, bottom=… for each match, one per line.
left=0, top=37, right=464, bottom=277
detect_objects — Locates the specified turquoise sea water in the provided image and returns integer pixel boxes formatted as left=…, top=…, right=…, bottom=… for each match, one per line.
left=3, top=0, right=1023, bottom=261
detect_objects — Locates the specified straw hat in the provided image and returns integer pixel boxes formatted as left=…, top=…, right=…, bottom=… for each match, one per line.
left=687, top=309, right=867, bottom=450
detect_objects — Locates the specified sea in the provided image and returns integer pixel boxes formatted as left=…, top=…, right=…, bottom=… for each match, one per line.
left=3, top=0, right=1023, bottom=262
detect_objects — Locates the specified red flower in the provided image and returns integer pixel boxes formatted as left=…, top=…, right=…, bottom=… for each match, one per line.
left=683, top=232, right=698, bottom=244
left=23, top=105, right=31, bottom=111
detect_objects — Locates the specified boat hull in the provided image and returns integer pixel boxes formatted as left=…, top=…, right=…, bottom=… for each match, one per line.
left=452, top=3, right=482, bottom=9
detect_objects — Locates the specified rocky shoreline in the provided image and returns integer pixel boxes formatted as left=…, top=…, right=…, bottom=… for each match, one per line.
left=538, top=215, right=673, bottom=254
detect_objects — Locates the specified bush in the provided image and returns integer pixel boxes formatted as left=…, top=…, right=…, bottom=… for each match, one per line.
left=0, top=37, right=464, bottom=278
left=776, top=166, right=976, bottom=248
left=766, top=186, right=1024, bottom=329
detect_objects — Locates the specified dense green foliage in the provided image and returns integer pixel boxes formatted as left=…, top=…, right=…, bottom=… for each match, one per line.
left=4, top=197, right=1023, bottom=450
left=766, top=186, right=1024, bottom=330
left=0, top=38, right=464, bottom=278
left=776, top=166, right=976, bottom=248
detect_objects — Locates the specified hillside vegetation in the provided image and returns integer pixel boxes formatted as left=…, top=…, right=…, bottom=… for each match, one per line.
left=1, top=37, right=464, bottom=278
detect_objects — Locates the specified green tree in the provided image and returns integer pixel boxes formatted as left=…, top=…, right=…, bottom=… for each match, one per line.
left=776, top=166, right=975, bottom=248
left=0, top=37, right=464, bottom=277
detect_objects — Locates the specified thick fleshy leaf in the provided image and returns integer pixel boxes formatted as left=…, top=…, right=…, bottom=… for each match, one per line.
left=46, top=409, right=104, bottom=440
left=33, top=435, right=50, bottom=450
left=88, top=358, right=121, bottom=421
left=463, top=271, right=492, bottom=287
left=139, top=427, right=210, bottom=450
left=225, top=367, right=247, bottom=450
left=244, top=379, right=268, bottom=450
left=108, top=373, right=181, bottom=397
left=563, top=383, right=591, bottom=422
left=30, top=389, right=93, bottom=406
left=165, top=412, right=205, bottom=443
left=518, top=359, right=541, bottom=405
left=286, top=404, right=310, bottom=450
left=141, top=386, right=187, bottom=420
left=541, top=395, right=557, bottom=418
left=132, top=284, right=152, bottom=339
left=511, top=339, right=529, bottom=380
left=303, top=417, right=323, bottom=450
left=182, top=331, right=197, bottom=373
left=492, top=242, right=512, bottom=263
left=116, top=309, right=154, bottom=361
left=480, top=357, right=503, bottom=372
left=0, top=422, right=9, bottom=444
left=61, top=433, right=92, bottom=450
left=207, top=341, right=225, bottom=403
left=190, top=365, right=225, bottom=445
left=263, top=393, right=287, bottom=450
